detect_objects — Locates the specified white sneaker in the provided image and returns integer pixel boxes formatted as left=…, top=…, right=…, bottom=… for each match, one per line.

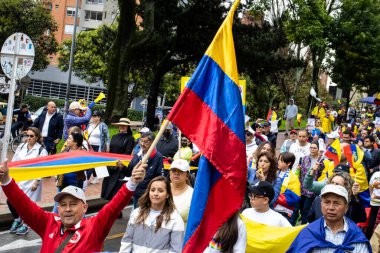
left=91, top=178, right=99, bottom=184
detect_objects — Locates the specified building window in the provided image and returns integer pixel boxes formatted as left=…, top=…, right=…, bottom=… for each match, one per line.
left=85, top=11, right=103, bottom=21
left=66, top=7, right=76, bottom=17
left=64, top=24, right=74, bottom=34
left=104, top=12, right=107, bottom=19
left=55, top=4, right=59, bottom=8
left=86, top=0, right=104, bottom=4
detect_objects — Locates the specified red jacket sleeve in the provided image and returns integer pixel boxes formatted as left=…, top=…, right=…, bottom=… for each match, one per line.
left=2, top=179, right=52, bottom=237
left=92, top=183, right=134, bottom=241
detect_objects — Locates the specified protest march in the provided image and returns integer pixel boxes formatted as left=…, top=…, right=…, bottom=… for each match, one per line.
left=1, top=0, right=380, bottom=252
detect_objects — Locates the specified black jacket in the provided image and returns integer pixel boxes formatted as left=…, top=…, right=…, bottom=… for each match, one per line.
left=32, top=111, right=64, bottom=141
left=125, top=150, right=164, bottom=199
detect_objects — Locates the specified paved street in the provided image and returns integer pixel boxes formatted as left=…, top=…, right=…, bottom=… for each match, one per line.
left=0, top=206, right=133, bottom=253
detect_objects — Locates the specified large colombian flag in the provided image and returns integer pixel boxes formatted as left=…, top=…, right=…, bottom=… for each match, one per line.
left=167, top=1, right=246, bottom=252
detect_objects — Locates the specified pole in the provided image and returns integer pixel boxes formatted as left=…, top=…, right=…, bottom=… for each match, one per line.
left=63, top=0, right=80, bottom=118
left=1, top=35, right=19, bottom=162
left=141, top=120, right=169, bottom=164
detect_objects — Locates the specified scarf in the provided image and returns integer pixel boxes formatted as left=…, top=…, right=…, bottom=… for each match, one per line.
left=287, top=217, right=371, bottom=253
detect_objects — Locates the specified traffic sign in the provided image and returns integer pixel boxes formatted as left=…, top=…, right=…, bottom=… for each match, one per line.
left=0, top=33, right=35, bottom=161
left=1, top=33, right=35, bottom=80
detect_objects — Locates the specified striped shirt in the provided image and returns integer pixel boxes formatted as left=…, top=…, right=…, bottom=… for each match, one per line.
left=311, top=218, right=370, bottom=253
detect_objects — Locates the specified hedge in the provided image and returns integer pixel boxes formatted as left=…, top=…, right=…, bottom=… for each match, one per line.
left=23, top=95, right=143, bottom=121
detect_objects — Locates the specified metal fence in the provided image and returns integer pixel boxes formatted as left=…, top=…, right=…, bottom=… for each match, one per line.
left=26, top=78, right=107, bottom=104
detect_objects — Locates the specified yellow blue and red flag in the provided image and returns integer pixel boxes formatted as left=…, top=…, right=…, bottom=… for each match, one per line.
left=7, top=151, right=180, bottom=182
left=167, top=1, right=246, bottom=252
left=324, top=138, right=341, bottom=167
left=344, top=144, right=370, bottom=206
left=275, top=170, right=301, bottom=212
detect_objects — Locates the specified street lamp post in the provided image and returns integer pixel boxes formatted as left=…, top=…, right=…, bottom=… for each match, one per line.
left=63, top=0, right=80, bottom=118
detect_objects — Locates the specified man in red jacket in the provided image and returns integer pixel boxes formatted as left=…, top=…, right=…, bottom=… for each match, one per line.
left=0, top=161, right=146, bottom=253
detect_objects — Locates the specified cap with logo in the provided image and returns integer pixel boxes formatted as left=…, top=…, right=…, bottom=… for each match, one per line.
left=54, top=186, right=86, bottom=204
left=249, top=181, right=275, bottom=201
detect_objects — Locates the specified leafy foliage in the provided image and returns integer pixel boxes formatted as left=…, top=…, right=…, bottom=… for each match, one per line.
left=58, top=25, right=117, bottom=85
left=0, top=0, right=58, bottom=71
left=329, top=0, right=380, bottom=95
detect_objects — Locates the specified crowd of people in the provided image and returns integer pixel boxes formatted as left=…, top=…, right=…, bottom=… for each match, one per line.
left=0, top=98, right=380, bottom=252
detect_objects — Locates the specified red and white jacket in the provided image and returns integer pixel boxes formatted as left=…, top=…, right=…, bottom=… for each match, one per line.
left=2, top=178, right=135, bottom=253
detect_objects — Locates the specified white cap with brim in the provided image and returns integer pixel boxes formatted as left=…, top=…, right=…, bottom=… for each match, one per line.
left=321, top=184, right=348, bottom=203
left=170, top=159, right=190, bottom=172
left=326, top=131, right=340, bottom=139
left=69, top=101, right=85, bottom=111
left=54, top=186, right=86, bottom=204
left=139, top=127, right=150, bottom=134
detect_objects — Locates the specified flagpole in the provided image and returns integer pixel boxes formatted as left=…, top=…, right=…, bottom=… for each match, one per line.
left=141, top=120, right=169, bottom=164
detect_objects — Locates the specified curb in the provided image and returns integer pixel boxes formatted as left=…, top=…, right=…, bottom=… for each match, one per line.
left=0, top=197, right=108, bottom=231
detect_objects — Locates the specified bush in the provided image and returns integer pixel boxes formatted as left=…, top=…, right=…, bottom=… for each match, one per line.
left=24, top=95, right=65, bottom=111
left=127, top=109, right=143, bottom=121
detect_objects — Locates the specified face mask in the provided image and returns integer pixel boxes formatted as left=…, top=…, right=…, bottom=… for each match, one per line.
left=164, top=130, right=171, bottom=138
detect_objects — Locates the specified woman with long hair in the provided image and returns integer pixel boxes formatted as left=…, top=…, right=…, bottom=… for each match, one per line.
left=86, top=110, right=110, bottom=184
left=59, top=131, right=86, bottom=189
left=119, top=176, right=184, bottom=253
left=203, top=212, right=247, bottom=253
left=169, top=159, right=194, bottom=228
left=248, top=152, right=281, bottom=206
left=8, top=127, right=48, bottom=235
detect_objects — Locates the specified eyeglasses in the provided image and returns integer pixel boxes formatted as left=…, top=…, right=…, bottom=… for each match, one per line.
left=26, top=135, right=35, bottom=138
left=248, top=193, right=266, bottom=200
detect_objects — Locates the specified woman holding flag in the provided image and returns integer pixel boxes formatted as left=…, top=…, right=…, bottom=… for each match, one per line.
left=8, top=127, right=48, bottom=235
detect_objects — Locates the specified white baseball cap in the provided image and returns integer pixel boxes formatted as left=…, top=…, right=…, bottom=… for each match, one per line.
left=69, top=101, right=83, bottom=111
left=170, top=159, right=190, bottom=172
left=54, top=186, right=86, bottom=204
left=139, top=127, right=150, bottom=134
left=326, top=131, right=340, bottom=139
left=321, top=184, right=348, bottom=203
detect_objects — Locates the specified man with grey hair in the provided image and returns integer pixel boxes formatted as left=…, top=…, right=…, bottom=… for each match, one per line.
left=122, top=132, right=164, bottom=207
left=287, top=184, right=371, bottom=252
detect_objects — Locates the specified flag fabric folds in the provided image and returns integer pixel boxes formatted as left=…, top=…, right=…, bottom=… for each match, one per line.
left=324, top=139, right=341, bottom=167
left=8, top=151, right=136, bottom=182
left=167, top=1, right=246, bottom=252
left=275, top=170, right=301, bottom=214
left=8, top=151, right=197, bottom=182
left=241, top=215, right=306, bottom=253
left=344, top=144, right=370, bottom=206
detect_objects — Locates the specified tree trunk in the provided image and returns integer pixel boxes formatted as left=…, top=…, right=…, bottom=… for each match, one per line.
left=105, top=0, right=136, bottom=123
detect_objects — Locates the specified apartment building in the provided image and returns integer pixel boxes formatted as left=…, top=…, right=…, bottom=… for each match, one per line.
left=50, top=0, right=118, bottom=44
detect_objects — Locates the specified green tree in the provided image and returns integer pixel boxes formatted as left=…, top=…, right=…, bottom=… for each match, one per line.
left=329, top=0, right=380, bottom=106
left=0, top=0, right=58, bottom=71
left=58, top=25, right=116, bottom=85
left=284, top=0, right=335, bottom=114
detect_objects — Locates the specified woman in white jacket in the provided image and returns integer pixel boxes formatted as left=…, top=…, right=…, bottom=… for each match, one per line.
left=7, top=127, right=48, bottom=235
left=119, top=176, right=184, bottom=253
